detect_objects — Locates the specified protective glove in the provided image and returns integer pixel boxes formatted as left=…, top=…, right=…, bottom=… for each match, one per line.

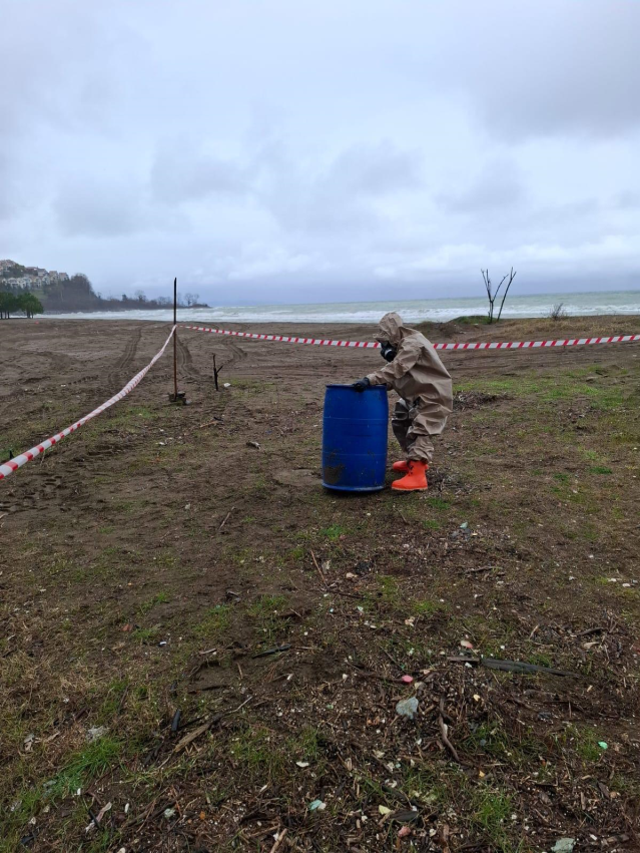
left=352, top=377, right=371, bottom=392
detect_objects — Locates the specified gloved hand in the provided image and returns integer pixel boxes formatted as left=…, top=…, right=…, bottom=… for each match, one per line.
left=352, top=377, right=371, bottom=392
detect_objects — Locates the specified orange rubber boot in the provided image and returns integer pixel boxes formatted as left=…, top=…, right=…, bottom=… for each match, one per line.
left=392, top=460, right=409, bottom=473
left=391, top=461, right=429, bottom=492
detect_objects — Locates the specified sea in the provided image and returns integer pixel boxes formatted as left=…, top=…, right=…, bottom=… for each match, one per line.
left=48, top=290, right=640, bottom=325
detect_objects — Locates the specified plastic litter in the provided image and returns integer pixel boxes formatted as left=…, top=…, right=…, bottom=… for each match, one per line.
left=396, top=696, right=419, bottom=720
left=551, top=839, right=575, bottom=853
left=598, top=741, right=608, bottom=750
left=164, top=807, right=176, bottom=819
left=309, top=799, right=326, bottom=811
left=378, top=805, right=392, bottom=816
left=400, top=675, right=414, bottom=684
left=86, top=726, right=107, bottom=742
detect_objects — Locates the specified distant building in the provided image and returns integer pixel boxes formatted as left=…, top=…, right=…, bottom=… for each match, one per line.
left=0, top=260, right=71, bottom=290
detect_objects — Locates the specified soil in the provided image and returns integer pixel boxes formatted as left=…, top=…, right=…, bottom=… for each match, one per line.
left=1, top=316, right=640, bottom=852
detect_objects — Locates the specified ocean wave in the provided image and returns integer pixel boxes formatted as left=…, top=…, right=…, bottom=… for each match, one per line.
left=46, top=291, right=640, bottom=324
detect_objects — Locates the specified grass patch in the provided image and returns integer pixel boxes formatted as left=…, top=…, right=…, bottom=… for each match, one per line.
left=559, top=724, right=605, bottom=763
left=45, top=736, right=124, bottom=801
left=321, top=524, right=347, bottom=540
left=195, top=604, right=232, bottom=638
left=138, top=591, right=170, bottom=615
left=412, top=598, right=446, bottom=617
left=230, top=725, right=287, bottom=784
left=426, top=497, right=450, bottom=511
left=471, top=786, right=515, bottom=851
left=247, top=595, right=289, bottom=644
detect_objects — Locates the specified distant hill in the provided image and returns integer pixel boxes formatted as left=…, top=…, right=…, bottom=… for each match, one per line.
left=0, top=260, right=208, bottom=312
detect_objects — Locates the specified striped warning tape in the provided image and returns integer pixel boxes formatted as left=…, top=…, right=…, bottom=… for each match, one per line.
left=0, top=326, right=176, bottom=481
left=184, top=325, right=640, bottom=351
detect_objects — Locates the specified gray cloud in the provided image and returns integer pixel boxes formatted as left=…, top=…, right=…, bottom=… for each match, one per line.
left=437, top=159, right=525, bottom=214
left=0, top=0, right=638, bottom=302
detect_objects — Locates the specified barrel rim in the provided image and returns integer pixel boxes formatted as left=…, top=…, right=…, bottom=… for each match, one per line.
left=325, top=383, right=386, bottom=390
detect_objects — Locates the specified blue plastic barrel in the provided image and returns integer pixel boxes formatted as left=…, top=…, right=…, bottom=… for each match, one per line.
left=322, top=384, right=388, bottom=492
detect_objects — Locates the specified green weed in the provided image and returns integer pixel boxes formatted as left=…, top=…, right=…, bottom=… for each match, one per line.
left=195, top=604, right=231, bottom=638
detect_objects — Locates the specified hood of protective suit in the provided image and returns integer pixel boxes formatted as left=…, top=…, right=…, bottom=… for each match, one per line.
left=376, top=312, right=407, bottom=346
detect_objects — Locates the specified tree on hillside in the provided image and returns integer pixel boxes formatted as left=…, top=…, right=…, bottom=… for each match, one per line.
left=18, top=292, right=44, bottom=318
left=0, top=291, right=20, bottom=318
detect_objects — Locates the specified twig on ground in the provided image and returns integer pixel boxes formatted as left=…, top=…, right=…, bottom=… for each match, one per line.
left=218, top=507, right=235, bottom=532
left=269, top=828, right=288, bottom=853
left=448, top=656, right=577, bottom=677
left=310, top=550, right=327, bottom=585
left=438, top=713, right=460, bottom=763
left=171, top=696, right=252, bottom=756
left=252, top=644, right=291, bottom=658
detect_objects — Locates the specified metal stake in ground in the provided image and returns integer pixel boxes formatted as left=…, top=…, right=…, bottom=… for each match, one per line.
left=212, top=353, right=226, bottom=391
left=169, top=276, right=187, bottom=404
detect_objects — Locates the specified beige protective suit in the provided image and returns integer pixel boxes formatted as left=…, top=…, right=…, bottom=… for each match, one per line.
left=366, top=312, right=453, bottom=463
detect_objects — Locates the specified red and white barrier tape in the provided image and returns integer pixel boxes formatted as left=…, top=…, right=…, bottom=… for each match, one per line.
left=184, top=324, right=640, bottom=351
left=0, top=326, right=176, bottom=481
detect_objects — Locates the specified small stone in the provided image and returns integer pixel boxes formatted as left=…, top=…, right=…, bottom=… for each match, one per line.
left=551, top=839, right=575, bottom=853
left=396, top=697, right=419, bottom=720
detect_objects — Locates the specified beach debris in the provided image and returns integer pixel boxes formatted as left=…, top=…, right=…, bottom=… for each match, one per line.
left=252, top=643, right=291, bottom=658
left=448, top=656, right=576, bottom=677
left=85, top=801, right=112, bottom=833
left=86, top=726, right=107, bottom=742
left=396, top=697, right=419, bottom=720
left=392, top=808, right=420, bottom=824
left=309, top=799, right=326, bottom=811
left=218, top=507, right=235, bottom=532
left=551, top=839, right=575, bottom=853
left=170, top=710, right=181, bottom=734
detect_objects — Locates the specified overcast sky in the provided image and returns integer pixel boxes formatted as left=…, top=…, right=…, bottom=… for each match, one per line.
left=2, top=0, right=639, bottom=303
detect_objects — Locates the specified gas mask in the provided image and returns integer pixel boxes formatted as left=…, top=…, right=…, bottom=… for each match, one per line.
left=380, top=343, right=397, bottom=363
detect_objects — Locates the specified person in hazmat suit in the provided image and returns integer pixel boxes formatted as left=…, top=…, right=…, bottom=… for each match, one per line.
left=352, top=312, right=452, bottom=492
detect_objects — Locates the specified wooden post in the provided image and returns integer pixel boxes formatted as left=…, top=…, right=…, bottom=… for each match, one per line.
left=173, top=277, right=178, bottom=400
